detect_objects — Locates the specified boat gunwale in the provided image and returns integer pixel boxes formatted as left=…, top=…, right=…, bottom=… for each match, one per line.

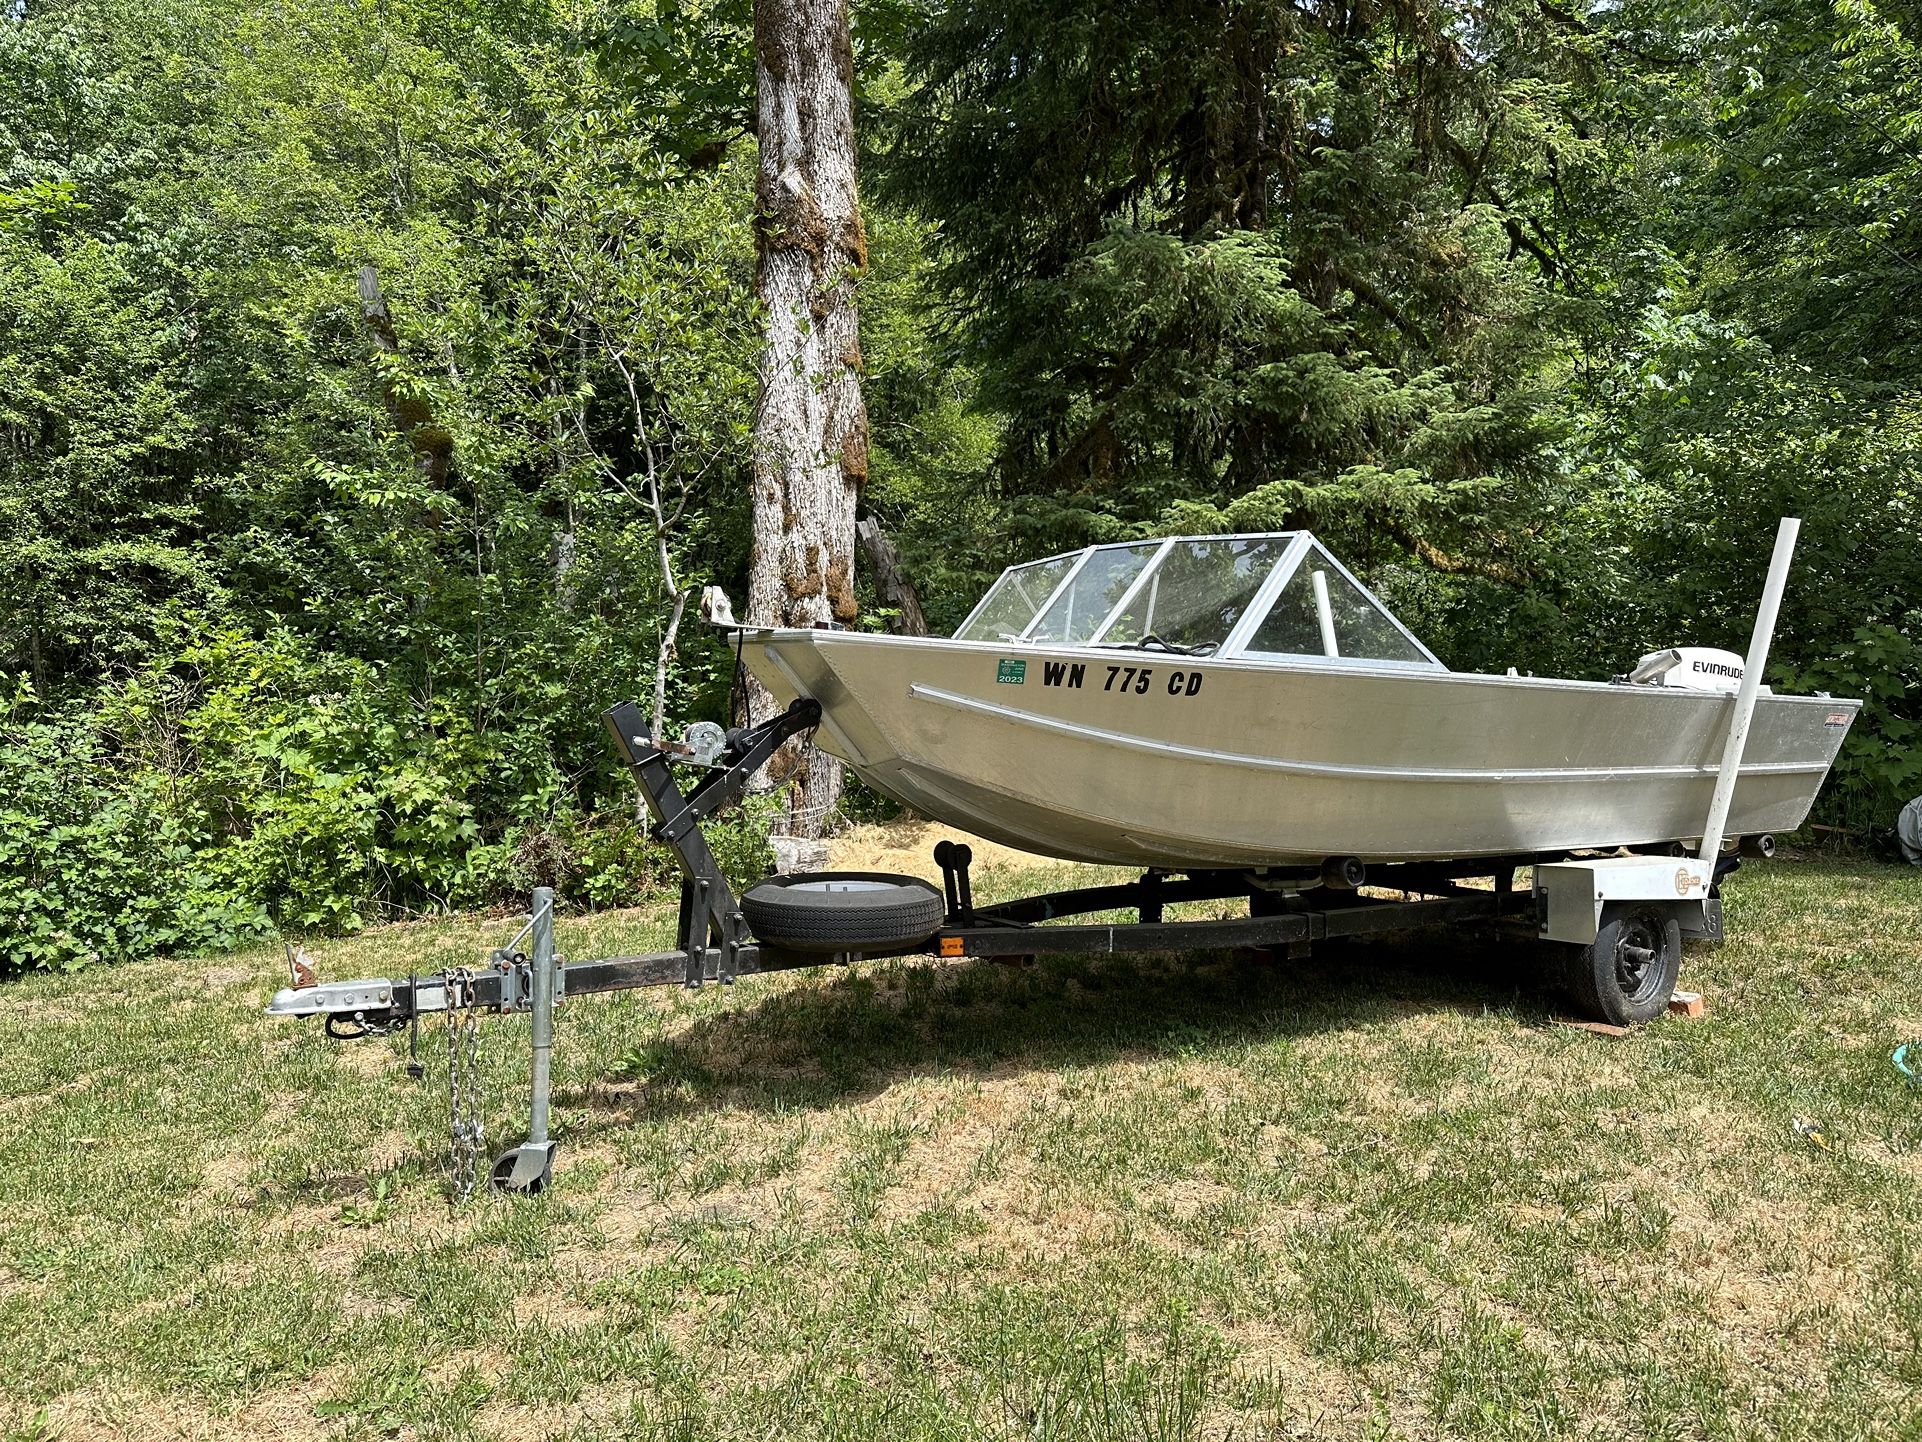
left=738, top=627, right=1864, bottom=712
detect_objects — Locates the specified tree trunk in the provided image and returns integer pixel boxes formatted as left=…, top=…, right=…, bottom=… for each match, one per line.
left=357, top=264, right=453, bottom=491
left=856, top=513, right=929, bottom=636
left=746, top=0, right=869, bottom=839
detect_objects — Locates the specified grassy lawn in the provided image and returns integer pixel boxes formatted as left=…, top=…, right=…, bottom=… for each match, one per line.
left=1, top=832, right=1920, bottom=1441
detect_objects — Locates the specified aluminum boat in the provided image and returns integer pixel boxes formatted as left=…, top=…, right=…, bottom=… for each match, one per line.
left=732, top=532, right=1858, bottom=868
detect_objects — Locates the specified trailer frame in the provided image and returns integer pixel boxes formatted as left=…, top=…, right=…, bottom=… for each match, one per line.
left=268, top=695, right=1734, bottom=1195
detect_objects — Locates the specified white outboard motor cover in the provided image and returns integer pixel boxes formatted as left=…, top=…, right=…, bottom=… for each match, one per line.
left=1631, top=647, right=1748, bottom=693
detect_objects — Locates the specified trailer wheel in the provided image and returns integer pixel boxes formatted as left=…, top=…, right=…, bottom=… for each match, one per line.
left=741, top=872, right=945, bottom=954
left=1565, top=902, right=1682, bottom=1026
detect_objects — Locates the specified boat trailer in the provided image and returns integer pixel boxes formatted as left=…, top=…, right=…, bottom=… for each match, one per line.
left=268, top=520, right=1810, bottom=1197
left=269, top=693, right=1746, bottom=1197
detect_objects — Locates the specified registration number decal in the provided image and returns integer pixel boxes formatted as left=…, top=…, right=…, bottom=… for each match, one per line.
left=1024, top=659, right=1205, bottom=698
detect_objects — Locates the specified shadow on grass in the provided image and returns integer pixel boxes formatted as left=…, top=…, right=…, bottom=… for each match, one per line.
left=560, top=923, right=1564, bottom=1132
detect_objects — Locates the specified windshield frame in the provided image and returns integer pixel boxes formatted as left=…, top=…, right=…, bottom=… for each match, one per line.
left=952, top=531, right=1444, bottom=669
left=1226, top=539, right=1442, bottom=668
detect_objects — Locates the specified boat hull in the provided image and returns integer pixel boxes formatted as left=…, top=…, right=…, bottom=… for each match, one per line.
left=739, top=631, right=1858, bottom=868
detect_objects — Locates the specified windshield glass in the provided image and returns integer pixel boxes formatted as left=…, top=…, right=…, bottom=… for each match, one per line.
left=1095, top=537, right=1289, bottom=652
left=1026, top=543, right=1163, bottom=644
left=1245, top=550, right=1432, bottom=665
left=954, top=552, right=1081, bottom=641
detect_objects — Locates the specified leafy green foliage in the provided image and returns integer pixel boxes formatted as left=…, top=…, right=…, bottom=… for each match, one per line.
left=1546, top=0, right=1922, bottom=827
left=1780, top=618, right=1922, bottom=833
left=0, top=0, right=1916, bottom=973
left=0, top=681, right=267, bottom=972
left=0, top=626, right=777, bottom=974
left=0, top=0, right=785, bottom=971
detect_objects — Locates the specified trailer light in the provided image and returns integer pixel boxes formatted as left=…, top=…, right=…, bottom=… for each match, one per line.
left=938, top=936, right=965, bottom=957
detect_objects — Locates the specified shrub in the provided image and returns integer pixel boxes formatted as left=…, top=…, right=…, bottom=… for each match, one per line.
left=0, top=684, right=268, bottom=972
left=0, top=628, right=780, bottom=975
left=1779, top=618, right=1922, bottom=834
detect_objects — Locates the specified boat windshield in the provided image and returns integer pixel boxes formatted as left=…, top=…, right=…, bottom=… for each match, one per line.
left=954, top=531, right=1442, bottom=667
left=1094, top=537, right=1290, bottom=653
left=1026, top=543, right=1163, bottom=644
left=1242, top=546, right=1432, bottom=665
left=954, top=552, right=1083, bottom=642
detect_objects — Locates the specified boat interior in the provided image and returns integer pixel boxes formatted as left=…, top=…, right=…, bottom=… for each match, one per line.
left=953, top=532, right=1443, bottom=668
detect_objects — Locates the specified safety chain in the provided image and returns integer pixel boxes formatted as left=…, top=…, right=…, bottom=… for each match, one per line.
left=444, top=967, right=486, bottom=1204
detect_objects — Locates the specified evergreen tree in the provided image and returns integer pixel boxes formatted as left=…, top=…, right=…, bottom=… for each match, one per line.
left=879, top=0, right=1597, bottom=575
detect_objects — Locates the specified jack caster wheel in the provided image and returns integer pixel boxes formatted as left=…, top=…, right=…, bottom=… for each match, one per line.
left=490, top=1141, right=557, bottom=1196
left=1563, top=901, right=1682, bottom=1027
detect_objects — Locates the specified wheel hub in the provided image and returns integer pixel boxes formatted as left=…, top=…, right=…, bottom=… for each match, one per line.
left=1615, top=918, right=1661, bottom=998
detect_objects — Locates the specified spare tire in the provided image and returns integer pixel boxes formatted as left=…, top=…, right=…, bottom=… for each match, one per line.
left=740, top=871, right=946, bottom=954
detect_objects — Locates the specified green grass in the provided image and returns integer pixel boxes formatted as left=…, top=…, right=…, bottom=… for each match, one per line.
left=1, top=848, right=1920, bottom=1440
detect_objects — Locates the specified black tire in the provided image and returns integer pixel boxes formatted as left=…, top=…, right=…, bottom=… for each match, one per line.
left=1563, top=902, right=1682, bottom=1026
left=740, top=871, right=945, bottom=954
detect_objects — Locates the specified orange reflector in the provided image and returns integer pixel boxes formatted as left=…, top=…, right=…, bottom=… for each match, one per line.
left=937, top=936, right=965, bottom=958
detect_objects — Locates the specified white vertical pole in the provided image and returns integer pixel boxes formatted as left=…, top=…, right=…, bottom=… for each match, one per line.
left=1311, top=570, right=1339, bottom=658
left=1699, top=517, right=1800, bottom=862
left=527, top=887, right=555, bottom=1146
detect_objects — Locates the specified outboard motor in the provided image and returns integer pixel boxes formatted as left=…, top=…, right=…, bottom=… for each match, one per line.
left=1619, top=647, right=1748, bottom=693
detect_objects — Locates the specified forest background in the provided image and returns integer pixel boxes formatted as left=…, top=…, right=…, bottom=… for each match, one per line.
left=1, top=0, right=1917, bottom=972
